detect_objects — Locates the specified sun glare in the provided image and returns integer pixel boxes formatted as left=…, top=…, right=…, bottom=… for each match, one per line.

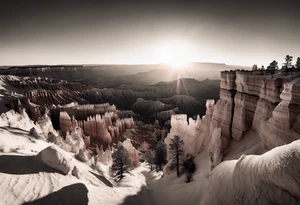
left=156, top=41, right=193, bottom=70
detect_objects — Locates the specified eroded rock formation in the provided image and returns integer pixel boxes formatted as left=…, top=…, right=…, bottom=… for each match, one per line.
left=212, top=71, right=300, bottom=150
left=165, top=99, right=215, bottom=158
left=58, top=110, right=134, bottom=148
left=123, top=139, right=140, bottom=167
left=166, top=70, right=300, bottom=170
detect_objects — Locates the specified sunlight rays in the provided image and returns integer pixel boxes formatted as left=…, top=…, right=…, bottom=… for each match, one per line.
left=155, top=41, right=195, bottom=70
left=169, top=68, right=190, bottom=96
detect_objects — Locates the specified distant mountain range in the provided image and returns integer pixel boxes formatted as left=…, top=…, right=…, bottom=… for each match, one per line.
left=0, top=62, right=251, bottom=87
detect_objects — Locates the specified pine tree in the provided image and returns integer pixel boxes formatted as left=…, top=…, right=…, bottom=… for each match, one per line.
left=267, top=60, right=278, bottom=75
left=169, top=135, right=184, bottom=176
left=183, top=154, right=196, bottom=183
left=145, top=149, right=155, bottom=171
left=252, top=64, right=258, bottom=71
left=267, top=60, right=278, bottom=70
left=284, top=55, right=293, bottom=69
left=296, top=57, right=300, bottom=70
left=111, top=145, right=131, bottom=181
left=154, top=141, right=167, bottom=171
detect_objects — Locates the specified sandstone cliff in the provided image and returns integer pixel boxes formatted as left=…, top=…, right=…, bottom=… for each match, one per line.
left=216, top=71, right=300, bottom=150
left=166, top=70, right=300, bottom=169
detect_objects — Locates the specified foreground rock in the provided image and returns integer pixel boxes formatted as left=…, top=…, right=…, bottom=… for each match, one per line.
left=36, top=145, right=75, bottom=175
left=200, top=140, right=300, bottom=205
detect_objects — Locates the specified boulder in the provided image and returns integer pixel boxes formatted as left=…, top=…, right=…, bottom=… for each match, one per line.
left=36, top=146, right=74, bottom=175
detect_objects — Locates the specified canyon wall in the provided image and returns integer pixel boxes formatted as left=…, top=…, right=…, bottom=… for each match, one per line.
left=166, top=70, right=300, bottom=165
left=227, top=71, right=300, bottom=149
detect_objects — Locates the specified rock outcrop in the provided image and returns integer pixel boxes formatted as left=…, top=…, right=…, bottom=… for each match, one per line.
left=200, top=140, right=300, bottom=205
left=58, top=110, right=134, bottom=148
left=36, top=145, right=75, bottom=175
left=123, top=139, right=140, bottom=167
left=165, top=99, right=215, bottom=158
left=212, top=71, right=300, bottom=150
left=83, top=114, right=112, bottom=146
left=166, top=70, right=300, bottom=169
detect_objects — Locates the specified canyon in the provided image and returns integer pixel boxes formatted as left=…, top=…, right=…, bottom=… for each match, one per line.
left=1, top=66, right=300, bottom=205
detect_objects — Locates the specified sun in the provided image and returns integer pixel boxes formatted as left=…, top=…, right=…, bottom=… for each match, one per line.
left=169, top=60, right=188, bottom=70
left=156, top=41, right=193, bottom=70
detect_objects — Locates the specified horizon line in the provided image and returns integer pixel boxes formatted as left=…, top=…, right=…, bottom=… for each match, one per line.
left=0, top=61, right=252, bottom=68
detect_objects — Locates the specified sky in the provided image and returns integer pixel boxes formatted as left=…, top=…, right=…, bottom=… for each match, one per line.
left=0, top=0, right=299, bottom=66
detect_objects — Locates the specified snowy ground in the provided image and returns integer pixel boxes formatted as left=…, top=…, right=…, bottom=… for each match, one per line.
left=0, top=124, right=160, bottom=205
left=121, top=127, right=300, bottom=205
left=0, top=113, right=273, bottom=205
left=122, top=144, right=212, bottom=205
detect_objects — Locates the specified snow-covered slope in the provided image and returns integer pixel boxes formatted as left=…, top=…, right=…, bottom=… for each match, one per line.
left=201, top=140, right=300, bottom=205
left=0, top=111, right=153, bottom=205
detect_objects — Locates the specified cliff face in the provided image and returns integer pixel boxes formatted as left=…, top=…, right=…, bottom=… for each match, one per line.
left=166, top=70, right=300, bottom=165
left=218, top=71, right=300, bottom=150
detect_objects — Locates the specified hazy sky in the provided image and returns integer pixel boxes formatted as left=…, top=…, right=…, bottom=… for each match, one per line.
left=0, top=0, right=299, bottom=66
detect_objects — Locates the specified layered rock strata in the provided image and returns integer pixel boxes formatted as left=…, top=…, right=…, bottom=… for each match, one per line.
left=213, top=71, right=300, bottom=150
left=166, top=70, right=300, bottom=168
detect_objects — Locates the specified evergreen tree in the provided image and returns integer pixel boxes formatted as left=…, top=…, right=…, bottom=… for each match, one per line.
left=267, top=60, right=278, bottom=75
left=296, top=57, right=300, bottom=70
left=284, top=55, right=293, bottom=69
left=111, top=145, right=131, bottom=181
left=252, top=64, right=258, bottom=71
left=267, top=60, right=278, bottom=70
left=154, top=141, right=167, bottom=171
left=169, top=135, right=184, bottom=176
left=183, top=154, right=196, bottom=183
left=145, top=149, right=155, bottom=171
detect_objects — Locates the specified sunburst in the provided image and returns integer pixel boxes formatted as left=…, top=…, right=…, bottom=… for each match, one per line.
left=156, top=41, right=193, bottom=70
